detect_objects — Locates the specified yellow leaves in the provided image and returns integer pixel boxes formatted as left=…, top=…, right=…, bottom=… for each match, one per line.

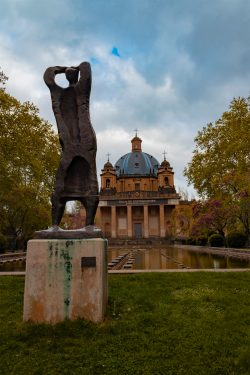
left=0, top=73, right=60, bottom=240
left=184, top=96, right=250, bottom=198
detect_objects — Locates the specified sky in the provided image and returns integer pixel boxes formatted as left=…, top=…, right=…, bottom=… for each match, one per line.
left=1, top=0, right=249, bottom=198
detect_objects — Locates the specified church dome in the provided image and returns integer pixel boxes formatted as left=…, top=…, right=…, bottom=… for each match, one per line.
left=115, top=151, right=159, bottom=176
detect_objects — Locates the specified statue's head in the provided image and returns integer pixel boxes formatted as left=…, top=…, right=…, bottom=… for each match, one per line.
left=65, top=68, right=79, bottom=85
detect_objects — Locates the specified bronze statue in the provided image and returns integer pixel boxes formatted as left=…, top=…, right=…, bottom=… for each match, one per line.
left=43, top=62, right=99, bottom=229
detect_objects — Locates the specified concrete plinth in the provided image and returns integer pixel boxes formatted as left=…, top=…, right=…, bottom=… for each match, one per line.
left=23, top=239, right=108, bottom=324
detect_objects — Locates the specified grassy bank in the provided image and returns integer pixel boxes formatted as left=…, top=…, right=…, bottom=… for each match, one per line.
left=1, top=273, right=250, bottom=375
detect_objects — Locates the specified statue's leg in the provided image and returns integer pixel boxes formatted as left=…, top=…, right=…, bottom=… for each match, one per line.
left=51, top=152, right=72, bottom=226
left=80, top=196, right=99, bottom=226
left=54, top=155, right=70, bottom=192
left=51, top=194, right=66, bottom=226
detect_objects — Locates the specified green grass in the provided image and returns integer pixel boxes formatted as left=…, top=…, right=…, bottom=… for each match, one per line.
left=1, top=273, right=250, bottom=375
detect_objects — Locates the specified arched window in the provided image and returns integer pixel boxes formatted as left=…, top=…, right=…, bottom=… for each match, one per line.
left=106, top=179, right=110, bottom=188
left=164, top=177, right=169, bottom=186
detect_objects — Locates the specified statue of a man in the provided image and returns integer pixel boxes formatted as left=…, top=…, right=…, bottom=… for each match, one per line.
left=43, top=62, right=99, bottom=228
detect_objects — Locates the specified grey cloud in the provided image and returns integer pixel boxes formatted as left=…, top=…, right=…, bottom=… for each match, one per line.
left=1, top=0, right=249, bottom=197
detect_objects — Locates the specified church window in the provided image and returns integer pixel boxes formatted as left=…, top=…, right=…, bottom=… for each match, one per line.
left=164, top=177, right=169, bottom=186
left=135, top=183, right=140, bottom=191
left=106, top=179, right=110, bottom=188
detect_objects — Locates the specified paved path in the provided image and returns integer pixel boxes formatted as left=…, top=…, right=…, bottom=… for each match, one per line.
left=1, top=269, right=250, bottom=276
left=109, top=268, right=250, bottom=273
left=176, top=244, right=250, bottom=257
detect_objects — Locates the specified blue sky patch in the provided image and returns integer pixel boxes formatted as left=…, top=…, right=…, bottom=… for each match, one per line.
left=111, top=47, right=121, bottom=57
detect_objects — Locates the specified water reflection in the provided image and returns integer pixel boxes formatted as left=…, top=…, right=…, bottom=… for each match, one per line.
left=108, top=247, right=250, bottom=270
left=1, top=247, right=250, bottom=272
left=0, top=259, right=26, bottom=272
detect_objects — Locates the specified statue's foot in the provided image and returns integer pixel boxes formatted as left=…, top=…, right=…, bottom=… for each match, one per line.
left=34, top=225, right=104, bottom=239
left=42, top=226, right=64, bottom=232
left=81, top=225, right=102, bottom=232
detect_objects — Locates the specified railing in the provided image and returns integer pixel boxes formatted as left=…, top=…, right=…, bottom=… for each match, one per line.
left=100, top=189, right=180, bottom=200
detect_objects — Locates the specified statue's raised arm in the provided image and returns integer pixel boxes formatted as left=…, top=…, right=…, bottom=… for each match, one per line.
left=43, top=66, right=67, bottom=89
left=43, top=66, right=71, bottom=146
left=77, top=62, right=92, bottom=98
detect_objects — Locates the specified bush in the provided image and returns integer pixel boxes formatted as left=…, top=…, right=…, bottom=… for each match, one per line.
left=0, top=233, right=7, bottom=253
left=208, top=234, right=224, bottom=247
left=187, top=237, right=197, bottom=245
left=196, top=236, right=208, bottom=246
left=226, top=231, right=247, bottom=248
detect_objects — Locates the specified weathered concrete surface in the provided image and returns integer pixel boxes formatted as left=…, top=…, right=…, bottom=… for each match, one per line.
left=23, top=239, right=108, bottom=324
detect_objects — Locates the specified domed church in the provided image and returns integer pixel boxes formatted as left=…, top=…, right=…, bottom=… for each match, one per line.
left=96, top=133, right=181, bottom=240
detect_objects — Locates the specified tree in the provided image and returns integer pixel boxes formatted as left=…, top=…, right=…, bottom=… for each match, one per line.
left=184, top=97, right=250, bottom=238
left=0, top=70, right=60, bottom=248
left=191, top=199, right=236, bottom=238
left=61, top=201, right=86, bottom=229
left=170, top=203, right=193, bottom=238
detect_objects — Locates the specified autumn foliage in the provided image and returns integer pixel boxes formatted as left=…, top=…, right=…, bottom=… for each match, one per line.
left=184, top=96, right=250, bottom=242
left=0, top=71, right=60, bottom=249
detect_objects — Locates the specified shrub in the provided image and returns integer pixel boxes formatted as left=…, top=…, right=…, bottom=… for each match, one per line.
left=226, top=232, right=247, bottom=248
left=0, top=234, right=7, bottom=253
left=196, top=236, right=208, bottom=246
left=187, top=237, right=197, bottom=245
left=208, top=234, right=224, bottom=247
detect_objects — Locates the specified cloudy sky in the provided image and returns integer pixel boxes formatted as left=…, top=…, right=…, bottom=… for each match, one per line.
left=1, top=0, right=249, bottom=197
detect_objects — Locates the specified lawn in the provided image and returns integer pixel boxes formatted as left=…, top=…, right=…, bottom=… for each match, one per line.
left=0, top=273, right=250, bottom=375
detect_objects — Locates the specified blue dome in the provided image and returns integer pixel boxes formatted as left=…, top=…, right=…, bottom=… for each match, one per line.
left=115, top=152, right=160, bottom=176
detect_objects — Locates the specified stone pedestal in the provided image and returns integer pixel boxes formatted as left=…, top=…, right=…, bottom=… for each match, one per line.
left=23, top=238, right=108, bottom=324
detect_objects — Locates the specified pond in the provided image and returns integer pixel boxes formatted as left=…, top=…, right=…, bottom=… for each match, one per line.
left=0, top=246, right=250, bottom=272
left=0, top=259, right=26, bottom=272
left=108, top=246, right=250, bottom=270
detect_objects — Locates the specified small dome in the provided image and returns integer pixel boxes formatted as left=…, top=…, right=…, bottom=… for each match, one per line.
left=104, top=160, right=113, bottom=169
left=160, top=159, right=170, bottom=168
left=115, top=152, right=159, bottom=176
left=131, top=136, right=141, bottom=142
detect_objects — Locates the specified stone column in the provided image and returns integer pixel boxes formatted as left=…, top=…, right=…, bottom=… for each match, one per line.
left=143, top=205, right=149, bottom=238
left=144, top=250, right=150, bottom=269
left=159, top=204, right=165, bottom=238
left=127, top=205, right=132, bottom=238
left=96, top=206, right=102, bottom=231
left=111, top=206, right=116, bottom=238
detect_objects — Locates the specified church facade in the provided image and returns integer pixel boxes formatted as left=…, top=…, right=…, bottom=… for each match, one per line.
left=96, top=134, right=181, bottom=240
